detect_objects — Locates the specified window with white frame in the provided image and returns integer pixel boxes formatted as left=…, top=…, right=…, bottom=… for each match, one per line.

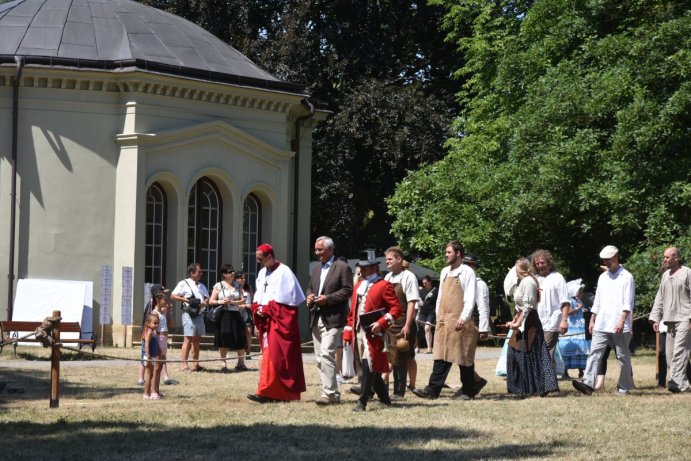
left=242, top=193, right=261, bottom=286
left=145, top=182, right=166, bottom=284
left=187, top=177, right=222, bottom=287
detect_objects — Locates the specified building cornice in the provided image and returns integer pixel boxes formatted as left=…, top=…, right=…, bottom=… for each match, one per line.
left=0, top=65, right=304, bottom=114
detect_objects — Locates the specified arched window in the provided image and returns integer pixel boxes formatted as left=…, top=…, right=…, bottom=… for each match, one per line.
left=145, top=182, right=166, bottom=284
left=187, top=177, right=222, bottom=287
left=242, top=193, right=261, bottom=286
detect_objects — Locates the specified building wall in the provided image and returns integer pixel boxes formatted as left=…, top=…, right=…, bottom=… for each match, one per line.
left=0, top=66, right=321, bottom=345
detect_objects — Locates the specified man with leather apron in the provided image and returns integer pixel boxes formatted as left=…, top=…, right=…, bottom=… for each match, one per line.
left=413, top=240, right=478, bottom=400
left=384, top=246, right=420, bottom=399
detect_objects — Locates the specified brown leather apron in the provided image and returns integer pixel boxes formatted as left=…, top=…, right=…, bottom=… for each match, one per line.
left=385, top=284, right=416, bottom=366
left=508, top=309, right=539, bottom=352
left=433, top=274, right=478, bottom=366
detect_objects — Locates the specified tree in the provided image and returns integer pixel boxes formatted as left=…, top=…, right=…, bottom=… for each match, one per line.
left=389, top=0, right=691, bottom=309
left=250, top=1, right=463, bottom=255
left=138, top=0, right=462, bottom=256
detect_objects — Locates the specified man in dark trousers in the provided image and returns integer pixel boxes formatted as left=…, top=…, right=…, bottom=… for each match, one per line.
left=343, top=250, right=402, bottom=412
left=412, top=241, right=478, bottom=400
left=306, top=236, right=353, bottom=405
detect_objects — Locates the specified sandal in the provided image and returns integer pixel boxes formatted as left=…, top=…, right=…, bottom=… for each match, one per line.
left=182, top=367, right=191, bottom=373
left=192, top=366, right=205, bottom=372
left=150, top=392, right=161, bottom=400
left=143, top=394, right=152, bottom=400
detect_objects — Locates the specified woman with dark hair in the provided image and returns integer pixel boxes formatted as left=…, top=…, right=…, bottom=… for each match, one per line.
left=505, top=258, right=559, bottom=397
left=209, top=264, right=248, bottom=372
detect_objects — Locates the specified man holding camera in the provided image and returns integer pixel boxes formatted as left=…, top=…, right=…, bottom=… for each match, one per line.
left=171, top=263, right=209, bottom=372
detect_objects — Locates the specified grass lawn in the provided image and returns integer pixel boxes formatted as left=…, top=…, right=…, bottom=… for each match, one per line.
left=0, top=346, right=688, bottom=460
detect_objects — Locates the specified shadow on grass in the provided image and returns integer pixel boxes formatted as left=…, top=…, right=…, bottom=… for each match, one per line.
left=0, top=367, right=138, bottom=403
left=0, top=419, right=561, bottom=460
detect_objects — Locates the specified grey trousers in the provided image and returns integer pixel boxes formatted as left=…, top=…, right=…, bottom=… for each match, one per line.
left=312, top=318, right=343, bottom=400
left=666, top=321, right=691, bottom=392
left=582, top=331, right=633, bottom=391
left=543, top=330, right=560, bottom=377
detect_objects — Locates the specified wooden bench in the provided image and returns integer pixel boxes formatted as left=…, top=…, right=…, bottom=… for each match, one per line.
left=0, top=320, right=97, bottom=355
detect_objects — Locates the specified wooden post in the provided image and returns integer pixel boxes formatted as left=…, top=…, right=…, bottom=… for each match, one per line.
left=50, top=310, right=61, bottom=408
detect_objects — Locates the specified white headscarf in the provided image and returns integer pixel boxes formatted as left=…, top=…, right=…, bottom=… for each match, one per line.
left=503, top=265, right=518, bottom=300
left=566, top=278, right=585, bottom=298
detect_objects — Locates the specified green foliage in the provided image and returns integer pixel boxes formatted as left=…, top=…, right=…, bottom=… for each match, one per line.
left=389, top=0, right=691, bottom=305
left=313, top=79, right=452, bottom=253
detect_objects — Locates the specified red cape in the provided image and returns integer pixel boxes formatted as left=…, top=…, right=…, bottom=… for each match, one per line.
left=252, top=300, right=306, bottom=393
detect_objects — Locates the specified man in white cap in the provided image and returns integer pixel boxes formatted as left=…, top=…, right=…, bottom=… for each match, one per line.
left=573, top=245, right=635, bottom=395
left=648, top=247, right=691, bottom=393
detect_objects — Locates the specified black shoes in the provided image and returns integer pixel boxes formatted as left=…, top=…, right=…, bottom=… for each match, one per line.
left=247, top=393, right=276, bottom=404
left=572, top=379, right=594, bottom=396
left=451, top=390, right=473, bottom=401
left=352, top=402, right=366, bottom=412
left=412, top=387, right=438, bottom=400
left=349, top=385, right=374, bottom=398
left=473, top=377, right=488, bottom=397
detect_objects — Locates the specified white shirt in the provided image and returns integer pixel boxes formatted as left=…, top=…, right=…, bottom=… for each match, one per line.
left=476, top=277, right=491, bottom=333
left=385, top=269, right=421, bottom=304
left=514, top=276, right=539, bottom=332
left=154, top=309, right=168, bottom=333
left=318, top=256, right=334, bottom=295
left=592, top=265, right=635, bottom=333
left=536, top=271, right=570, bottom=331
left=436, top=264, right=477, bottom=322
left=172, top=278, right=209, bottom=305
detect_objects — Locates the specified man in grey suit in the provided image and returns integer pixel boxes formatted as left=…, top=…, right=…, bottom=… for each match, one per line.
left=306, top=236, right=354, bottom=405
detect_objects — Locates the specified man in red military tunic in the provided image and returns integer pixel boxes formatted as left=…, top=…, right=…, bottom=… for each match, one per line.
left=343, top=250, right=402, bottom=412
left=247, top=243, right=307, bottom=403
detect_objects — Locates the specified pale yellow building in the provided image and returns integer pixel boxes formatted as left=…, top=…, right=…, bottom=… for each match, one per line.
left=0, top=0, right=326, bottom=344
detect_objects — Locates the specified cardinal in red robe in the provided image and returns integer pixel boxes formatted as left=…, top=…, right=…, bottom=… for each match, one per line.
left=248, top=244, right=306, bottom=403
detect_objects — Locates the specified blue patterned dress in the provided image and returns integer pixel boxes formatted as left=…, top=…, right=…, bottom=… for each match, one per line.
left=557, top=297, right=590, bottom=371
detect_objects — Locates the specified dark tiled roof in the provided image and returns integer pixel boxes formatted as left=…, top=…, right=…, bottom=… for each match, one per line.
left=0, top=0, right=304, bottom=93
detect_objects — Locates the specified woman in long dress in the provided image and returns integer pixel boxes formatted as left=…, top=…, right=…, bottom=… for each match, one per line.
left=209, top=264, right=248, bottom=371
left=505, top=258, right=559, bottom=396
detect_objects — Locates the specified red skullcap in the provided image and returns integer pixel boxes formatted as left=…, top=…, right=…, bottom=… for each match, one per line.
left=257, top=243, right=274, bottom=256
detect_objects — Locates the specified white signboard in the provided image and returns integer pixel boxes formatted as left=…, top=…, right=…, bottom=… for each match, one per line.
left=121, top=267, right=133, bottom=325
left=13, top=279, right=94, bottom=344
left=100, top=265, right=112, bottom=325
